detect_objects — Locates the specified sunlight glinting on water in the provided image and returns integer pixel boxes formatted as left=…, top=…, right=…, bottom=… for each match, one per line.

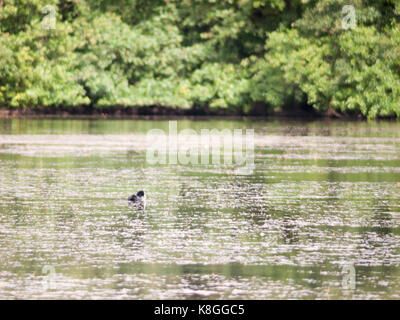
left=0, top=119, right=400, bottom=299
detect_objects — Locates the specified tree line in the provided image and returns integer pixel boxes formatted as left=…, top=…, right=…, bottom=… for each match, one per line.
left=1, top=0, right=399, bottom=118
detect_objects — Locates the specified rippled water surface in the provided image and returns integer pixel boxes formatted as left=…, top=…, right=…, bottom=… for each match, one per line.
left=1, top=118, right=400, bottom=299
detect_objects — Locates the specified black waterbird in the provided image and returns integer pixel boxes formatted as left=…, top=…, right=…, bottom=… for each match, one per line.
left=128, top=191, right=146, bottom=210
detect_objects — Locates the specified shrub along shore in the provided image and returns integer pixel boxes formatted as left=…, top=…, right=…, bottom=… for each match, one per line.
left=1, top=1, right=400, bottom=119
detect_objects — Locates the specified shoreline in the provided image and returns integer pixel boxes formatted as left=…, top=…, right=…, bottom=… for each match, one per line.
left=0, top=106, right=396, bottom=121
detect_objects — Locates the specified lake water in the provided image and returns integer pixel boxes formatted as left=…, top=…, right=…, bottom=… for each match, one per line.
left=0, top=118, right=400, bottom=299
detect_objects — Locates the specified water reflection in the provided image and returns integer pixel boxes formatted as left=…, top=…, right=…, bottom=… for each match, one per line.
left=0, top=119, right=400, bottom=299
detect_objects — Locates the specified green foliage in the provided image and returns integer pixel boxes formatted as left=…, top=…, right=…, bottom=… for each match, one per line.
left=188, top=63, right=250, bottom=110
left=1, top=0, right=400, bottom=118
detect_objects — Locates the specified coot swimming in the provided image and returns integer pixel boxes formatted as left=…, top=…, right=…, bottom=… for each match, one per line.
left=128, top=191, right=145, bottom=210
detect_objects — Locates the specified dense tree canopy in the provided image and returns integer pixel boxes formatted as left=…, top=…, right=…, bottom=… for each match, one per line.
left=1, top=0, right=400, bottom=118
